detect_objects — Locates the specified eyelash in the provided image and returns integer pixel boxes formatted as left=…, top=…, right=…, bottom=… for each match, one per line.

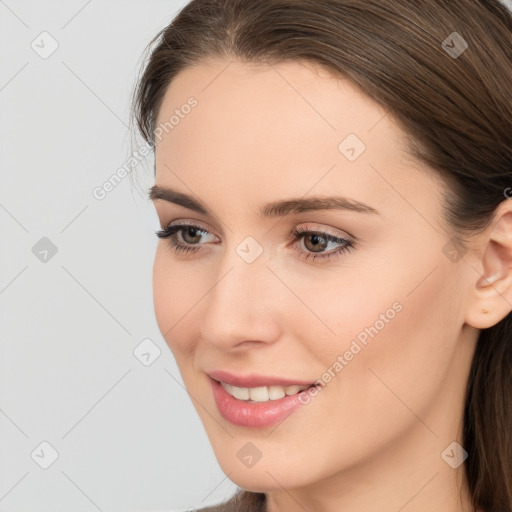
left=154, top=224, right=355, bottom=262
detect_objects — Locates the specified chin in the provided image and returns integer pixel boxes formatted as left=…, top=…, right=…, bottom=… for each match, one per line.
left=211, top=446, right=320, bottom=492
left=219, top=467, right=294, bottom=493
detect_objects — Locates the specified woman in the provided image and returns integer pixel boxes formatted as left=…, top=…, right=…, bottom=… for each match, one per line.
left=131, top=1, right=512, bottom=511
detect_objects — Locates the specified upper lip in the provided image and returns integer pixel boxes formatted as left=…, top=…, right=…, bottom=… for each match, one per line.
left=207, top=369, right=315, bottom=388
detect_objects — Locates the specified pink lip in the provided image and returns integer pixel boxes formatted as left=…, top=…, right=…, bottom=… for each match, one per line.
left=207, top=369, right=315, bottom=388
left=209, top=377, right=318, bottom=428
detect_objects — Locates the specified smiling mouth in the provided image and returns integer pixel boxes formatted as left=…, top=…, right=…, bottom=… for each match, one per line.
left=219, top=381, right=316, bottom=403
left=210, top=377, right=320, bottom=427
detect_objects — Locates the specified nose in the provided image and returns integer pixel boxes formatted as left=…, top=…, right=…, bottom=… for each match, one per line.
left=199, top=247, right=283, bottom=352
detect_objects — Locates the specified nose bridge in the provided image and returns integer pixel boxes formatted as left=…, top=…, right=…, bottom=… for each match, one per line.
left=200, top=240, right=282, bottom=347
left=214, top=233, right=271, bottom=303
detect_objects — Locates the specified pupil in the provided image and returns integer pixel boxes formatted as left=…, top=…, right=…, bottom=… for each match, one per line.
left=307, top=234, right=327, bottom=252
left=184, top=227, right=201, bottom=243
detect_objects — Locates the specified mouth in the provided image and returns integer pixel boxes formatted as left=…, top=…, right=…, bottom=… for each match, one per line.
left=208, top=372, right=320, bottom=428
left=218, top=381, right=312, bottom=403
left=207, top=368, right=316, bottom=389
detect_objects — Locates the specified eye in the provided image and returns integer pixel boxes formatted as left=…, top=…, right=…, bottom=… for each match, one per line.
left=154, top=223, right=355, bottom=262
left=155, top=223, right=217, bottom=254
left=290, top=226, right=355, bottom=262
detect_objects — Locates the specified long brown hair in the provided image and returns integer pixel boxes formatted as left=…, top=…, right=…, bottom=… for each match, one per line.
left=131, top=1, right=512, bottom=510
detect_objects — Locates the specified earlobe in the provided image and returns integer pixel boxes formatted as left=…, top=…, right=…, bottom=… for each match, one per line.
left=465, top=204, right=512, bottom=329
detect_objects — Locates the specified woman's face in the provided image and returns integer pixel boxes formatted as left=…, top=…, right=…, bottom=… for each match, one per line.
left=151, top=59, right=479, bottom=495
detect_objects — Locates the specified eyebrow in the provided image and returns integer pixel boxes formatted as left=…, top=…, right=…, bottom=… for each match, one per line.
left=148, top=185, right=379, bottom=217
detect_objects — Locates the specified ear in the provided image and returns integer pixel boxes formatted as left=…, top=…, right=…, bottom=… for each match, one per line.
left=464, top=199, right=512, bottom=329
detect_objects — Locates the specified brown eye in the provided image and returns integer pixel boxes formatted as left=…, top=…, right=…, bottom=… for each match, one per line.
left=180, top=226, right=204, bottom=244
left=292, top=227, right=355, bottom=262
left=302, top=233, right=329, bottom=253
left=154, top=223, right=217, bottom=255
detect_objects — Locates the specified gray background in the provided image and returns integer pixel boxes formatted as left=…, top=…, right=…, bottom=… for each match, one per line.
left=1, top=1, right=511, bottom=511
left=1, top=1, right=236, bottom=511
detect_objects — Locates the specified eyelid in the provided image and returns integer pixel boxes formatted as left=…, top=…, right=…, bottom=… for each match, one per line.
left=291, top=223, right=354, bottom=241
left=162, top=220, right=352, bottom=244
left=165, top=219, right=218, bottom=236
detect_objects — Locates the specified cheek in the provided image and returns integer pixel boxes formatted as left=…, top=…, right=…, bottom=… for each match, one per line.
left=284, top=256, right=407, bottom=364
left=298, top=239, right=464, bottom=412
left=324, top=260, right=464, bottom=427
left=152, top=247, right=203, bottom=355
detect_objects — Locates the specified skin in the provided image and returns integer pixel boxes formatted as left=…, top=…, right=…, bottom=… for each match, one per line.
left=150, top=58, right=512, bottom=512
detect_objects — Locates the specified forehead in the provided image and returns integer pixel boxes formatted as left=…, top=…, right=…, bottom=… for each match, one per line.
left=155, top=58, right=392, bottom=152
left=152, top=59, right=444, bottom=225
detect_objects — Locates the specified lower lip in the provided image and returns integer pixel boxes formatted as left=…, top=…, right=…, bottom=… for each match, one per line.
left=210, top=378, right=317, bottom=428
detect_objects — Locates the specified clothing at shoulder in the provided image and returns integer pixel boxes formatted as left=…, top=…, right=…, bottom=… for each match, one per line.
left=195, top=490, right=266, bottom=512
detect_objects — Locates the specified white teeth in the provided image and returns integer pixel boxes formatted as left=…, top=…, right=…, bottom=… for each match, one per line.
left=232, top=385, right=250, bottom=400
left=249, top=386, right=269, bottom=402
left=284, top=385, right=301, bottom=395
left=268, top=385, right=286, bottom=400
left=221, top=382, right=309, bottom=402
